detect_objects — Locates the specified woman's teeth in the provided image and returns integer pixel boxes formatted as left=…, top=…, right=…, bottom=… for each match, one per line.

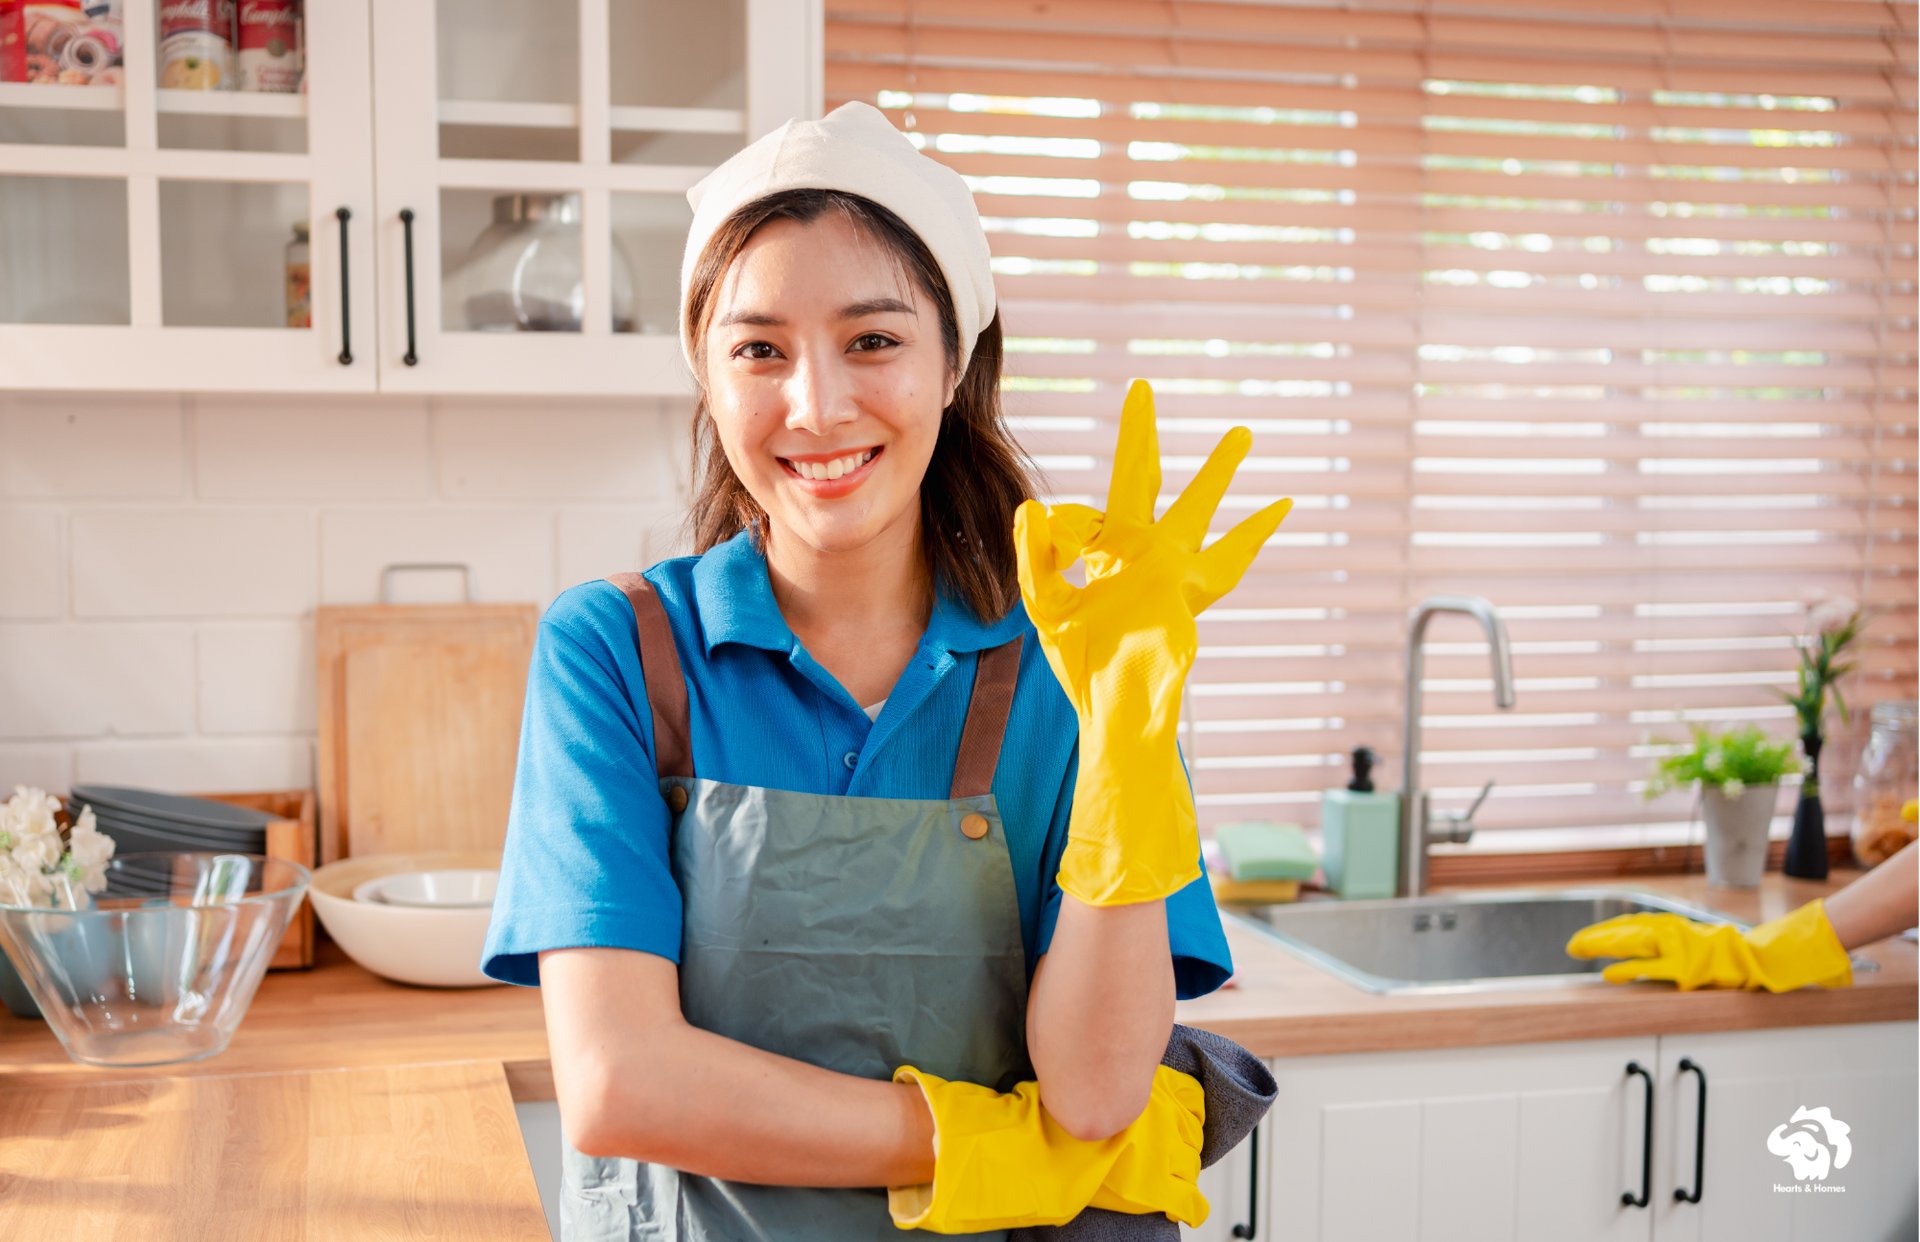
left=788, top=448, right=876, bottom=481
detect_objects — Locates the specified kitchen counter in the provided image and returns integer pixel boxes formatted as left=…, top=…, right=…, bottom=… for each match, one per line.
left=2, top=865, right=1914, bottom=1238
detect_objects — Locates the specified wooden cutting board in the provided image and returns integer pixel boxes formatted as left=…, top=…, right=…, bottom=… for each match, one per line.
left=314, top=603, right=538, bottom=863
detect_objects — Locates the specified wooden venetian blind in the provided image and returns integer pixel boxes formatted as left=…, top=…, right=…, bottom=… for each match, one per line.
left=826, top=0, right=1919, bottom=847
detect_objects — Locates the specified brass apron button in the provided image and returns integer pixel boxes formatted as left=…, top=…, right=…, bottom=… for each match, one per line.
left=666, top=786, right=689, bottom=813
left=959, top=812, right=989, bottom=840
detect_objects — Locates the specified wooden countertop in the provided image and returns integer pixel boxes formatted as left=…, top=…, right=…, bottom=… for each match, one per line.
left=0, top=1062, right=549, bottom=1242
left=2, top=864, right=1913, bottom=1238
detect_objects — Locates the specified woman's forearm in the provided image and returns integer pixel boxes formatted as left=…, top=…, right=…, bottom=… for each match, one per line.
left=576, top=1021, right=935, bottom=1187
left=1822, top=839, right=1919, bottom=950
left=1026, top=894, right=1175, bottom=1141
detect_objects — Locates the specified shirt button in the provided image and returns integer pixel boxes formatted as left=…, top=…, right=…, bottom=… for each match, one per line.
left=960, top=813, right=990, bottom=840
left=843, top=751, right=859, bottom=771
left=666, top=786, right=689, bottom=814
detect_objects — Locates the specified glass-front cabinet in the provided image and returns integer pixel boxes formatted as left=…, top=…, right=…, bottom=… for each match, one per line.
left=0, top=0, right=821, bottom=395
left=0, top=0, right=377, bottom=391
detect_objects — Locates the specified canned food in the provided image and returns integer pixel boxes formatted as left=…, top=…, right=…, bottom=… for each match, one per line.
left=156, top=0, right=231, bottom=90
left=235, top=0, right=297, bottom=93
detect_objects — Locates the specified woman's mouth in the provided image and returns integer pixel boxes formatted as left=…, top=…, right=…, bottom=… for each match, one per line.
left=778, top=446, right=882, bottom=493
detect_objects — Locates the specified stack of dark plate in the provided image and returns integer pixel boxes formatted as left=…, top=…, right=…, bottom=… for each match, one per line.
left=68, top=786, right=273, bottom=897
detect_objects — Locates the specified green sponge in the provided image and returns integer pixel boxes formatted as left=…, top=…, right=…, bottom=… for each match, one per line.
left=1214, top=821, right=1319, bottom=882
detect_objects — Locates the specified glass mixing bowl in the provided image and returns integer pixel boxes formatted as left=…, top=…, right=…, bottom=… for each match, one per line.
left=0, top=853, right=309, bottom=1067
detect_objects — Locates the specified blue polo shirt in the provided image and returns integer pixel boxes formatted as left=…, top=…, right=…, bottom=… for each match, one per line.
left=482, top=528, right=1233, bottom=1001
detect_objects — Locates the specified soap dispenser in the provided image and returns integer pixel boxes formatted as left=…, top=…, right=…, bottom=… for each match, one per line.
left=1320, top=746, right=1401, bottom=899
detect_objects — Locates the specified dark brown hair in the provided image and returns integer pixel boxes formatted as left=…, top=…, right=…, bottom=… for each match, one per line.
left=681, top=188, right=1039, bottom=623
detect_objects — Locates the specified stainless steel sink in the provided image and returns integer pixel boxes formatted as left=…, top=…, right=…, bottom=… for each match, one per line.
left=1227, top=888, right=1879, bottom=996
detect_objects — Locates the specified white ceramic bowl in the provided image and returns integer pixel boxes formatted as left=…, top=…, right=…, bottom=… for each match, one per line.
left=309, top=851, right=503, bottom=988
left=353, top=868, right=498, bottom=909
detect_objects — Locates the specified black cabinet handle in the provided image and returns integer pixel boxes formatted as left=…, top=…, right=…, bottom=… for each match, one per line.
left=1674, top=1057, right=1707, bottom=1204
left=1622, top=1060, right=1653, bottom=1208
left=399, top=207, right=419, bottom=366
left=1231, top=1124, right=1259, bottom=1238
left=334, top=206, right=352, bottom=365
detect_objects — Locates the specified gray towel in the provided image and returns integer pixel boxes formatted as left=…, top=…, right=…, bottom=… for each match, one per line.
left=1009, top=1023, right=1278, bottom=1241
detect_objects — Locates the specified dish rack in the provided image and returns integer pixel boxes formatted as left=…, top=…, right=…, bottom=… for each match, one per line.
left=59, top=788, right=318, bottom=972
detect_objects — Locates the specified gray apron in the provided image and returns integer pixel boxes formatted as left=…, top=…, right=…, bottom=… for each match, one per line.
left=560, top=573, right=1031, bottom=1241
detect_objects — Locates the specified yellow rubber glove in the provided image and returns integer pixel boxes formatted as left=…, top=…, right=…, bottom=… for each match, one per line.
left=1015, top=379, right=1293, bottom=906
left=1564, top=898, right=1853, bottom=992
left=887, top=1063, right=1208, bottom=1233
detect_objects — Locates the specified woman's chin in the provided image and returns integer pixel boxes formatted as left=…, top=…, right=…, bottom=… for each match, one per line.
left=768, top=506, right=908, bottom=559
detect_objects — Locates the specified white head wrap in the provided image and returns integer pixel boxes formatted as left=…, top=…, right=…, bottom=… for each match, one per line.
left=680, top=100, right=996, bottom=381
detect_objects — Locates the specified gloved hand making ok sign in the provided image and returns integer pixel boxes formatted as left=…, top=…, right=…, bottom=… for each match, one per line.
left=1015, top=379, right=1294, bottom=907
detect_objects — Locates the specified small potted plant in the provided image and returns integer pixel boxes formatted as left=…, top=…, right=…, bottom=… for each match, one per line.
left=1778, top=596, right=1868, bottom=880
left=1647, top=726, right=1801, bottom=888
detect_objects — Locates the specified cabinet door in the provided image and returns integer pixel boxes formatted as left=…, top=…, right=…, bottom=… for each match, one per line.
left=1652, top=1021, right=1919, bottom=1242
left=0, top=0, right=377, bottom=392
left=370, top=0, right=821, bottom=397
left=1183, top=1110, right=1268, bottom=1242
left=1265, top=1036, right=1660, bottom=1242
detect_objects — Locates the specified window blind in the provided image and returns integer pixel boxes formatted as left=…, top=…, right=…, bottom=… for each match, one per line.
left=826, top=0, right=1918, bottom=848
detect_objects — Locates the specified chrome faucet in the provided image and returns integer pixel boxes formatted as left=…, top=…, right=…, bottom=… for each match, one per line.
left=1399, top=596, right=1516, bottom=897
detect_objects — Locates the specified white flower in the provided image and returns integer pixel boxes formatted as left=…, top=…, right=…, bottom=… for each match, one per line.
left=64, top=809, right=115, bottom=893
left=0, top=788, right=119, bottom=906
left=1808, top=595, right=1858, bottom=636
left=1723, top=777, right=1747, bottom=798
left=0, top=856, right=32, bottom=906
left=9, top=828, right=59, bottom=876
left=8, top=786, right=60, bottom=838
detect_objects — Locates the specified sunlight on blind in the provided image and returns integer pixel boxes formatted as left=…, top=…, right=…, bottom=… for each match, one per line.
left=826, top=0, right=1918, bottom=847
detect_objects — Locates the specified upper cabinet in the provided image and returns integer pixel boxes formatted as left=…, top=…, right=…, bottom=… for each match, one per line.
left=0, top=0, right=378, bottom=392
left=0, top=0, right=822, bottom=396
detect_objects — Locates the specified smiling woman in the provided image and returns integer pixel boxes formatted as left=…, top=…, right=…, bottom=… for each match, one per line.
left=682, top=185, right=1030, bottom=637
left=479, top=101, right=1242, bottom=1241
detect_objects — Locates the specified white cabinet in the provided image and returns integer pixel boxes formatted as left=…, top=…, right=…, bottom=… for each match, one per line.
left=0, top=0, right=378, bottom=392
left=369, top=0, right=818, bottom=396
left=1185, top=1114, right=1269, bottom=1242
left=1264, top=1036, right=1660, bottom=1242
left=1249, top=1021, right=1917, bottom=1242
left=0, top=0, right=821, bottom=396
left=1650, top=1022, right=1918, bottom=1242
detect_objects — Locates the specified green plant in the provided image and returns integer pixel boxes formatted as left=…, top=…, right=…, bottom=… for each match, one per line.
left=1645, top=725, right=1801, bottom=800
left=1779, top=600, right=1867, bottom=738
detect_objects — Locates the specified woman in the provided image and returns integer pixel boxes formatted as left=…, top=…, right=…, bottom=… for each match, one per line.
left=482, top=101, right=1289, bottom=1239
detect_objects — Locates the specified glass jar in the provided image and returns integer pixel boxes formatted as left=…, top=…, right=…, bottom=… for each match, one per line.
left=448, top=192, right=638, bottom=333
left=284, top=220, right=310, bottom=328
left=1850, top=699, right=1917, bottom=867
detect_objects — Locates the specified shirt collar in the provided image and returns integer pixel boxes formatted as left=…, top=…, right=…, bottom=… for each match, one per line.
left=692, top=527, right=1029, bottom=657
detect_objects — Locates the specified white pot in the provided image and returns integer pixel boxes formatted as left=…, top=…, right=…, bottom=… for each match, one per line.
left=1701, top=783, right=1778, bottom=888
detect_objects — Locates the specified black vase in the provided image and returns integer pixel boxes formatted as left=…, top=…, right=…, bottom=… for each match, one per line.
left=1783, top=728, right=1830, bottom=880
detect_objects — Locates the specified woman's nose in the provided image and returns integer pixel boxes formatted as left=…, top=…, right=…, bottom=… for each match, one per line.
left=781, top=353, right=859, bottom=435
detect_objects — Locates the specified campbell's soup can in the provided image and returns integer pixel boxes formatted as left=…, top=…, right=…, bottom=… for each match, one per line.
left=236, top=0, right=297, bottom=92
left=157, top=0, right=232, bottom=90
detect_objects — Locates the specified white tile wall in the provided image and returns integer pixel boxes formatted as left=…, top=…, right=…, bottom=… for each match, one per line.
left=0, top=508, right=61, bottom=619
left=0, top=391, right=691, bottom=796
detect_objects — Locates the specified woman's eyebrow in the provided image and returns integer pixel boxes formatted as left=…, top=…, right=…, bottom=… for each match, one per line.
left=839, top=296, right=916, bottom=319
left=717, top=296, right=916, bottom=328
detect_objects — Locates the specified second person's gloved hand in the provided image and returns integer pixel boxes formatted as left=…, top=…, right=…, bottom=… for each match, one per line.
left=888, top=1062, right=1208, bottom=1233
left=1015, top=379, right=1292, bottom=906
left=1565, top=897, right=1853, bottom=992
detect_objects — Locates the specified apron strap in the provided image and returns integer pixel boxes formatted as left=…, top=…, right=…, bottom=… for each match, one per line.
left=950, top=636, right=1023, bottom=800
left=606, top=573, right=694, bottom=780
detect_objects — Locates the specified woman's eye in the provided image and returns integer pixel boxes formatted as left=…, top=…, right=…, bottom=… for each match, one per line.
left=851, top=333, right=898, bottom=352
left=733, top=341, right=780, bottom=361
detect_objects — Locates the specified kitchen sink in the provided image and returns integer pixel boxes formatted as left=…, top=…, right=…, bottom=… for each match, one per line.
left=1227, top=888, right=1880, bottom=996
